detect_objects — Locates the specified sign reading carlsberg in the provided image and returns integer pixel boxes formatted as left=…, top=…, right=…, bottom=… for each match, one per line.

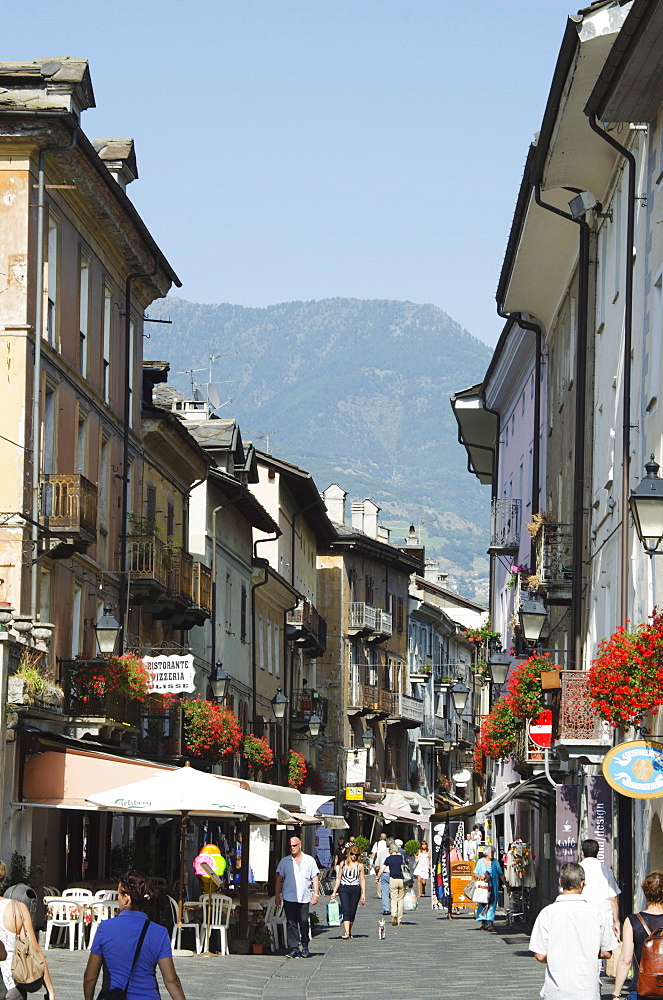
left=602, top=740, right=663, bottom=799
left=144, top=654, right=196, bottom=694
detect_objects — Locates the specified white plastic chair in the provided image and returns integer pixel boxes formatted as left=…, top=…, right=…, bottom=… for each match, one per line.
left=44, top=899, right=86, bottom=950
left=264, top=896, right=287, bottom=951
left=94, top=890, right=119, bottom=900
left=62, top=888, right=93, bottom=898
left=201, top=894, right=232, bottom=955
left=87, top=901, right=120, bottom=949
left=168, top=896, right=201, bottom=954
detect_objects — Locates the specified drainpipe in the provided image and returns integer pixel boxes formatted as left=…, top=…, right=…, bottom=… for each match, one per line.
left=118, top=262, right=157, bottom=654
left=587, top=114, right=636, bottom=628
left=251, top=535, right=279, bottom=727
left=30, top=128, right=78, bottom=620
left=534, top=183, right=590, bottom=669
left=209, top=490, right=247, bottom=677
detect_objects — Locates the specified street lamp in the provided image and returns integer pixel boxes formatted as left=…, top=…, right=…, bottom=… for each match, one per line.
left=518, top=593, right=548, bottom=645
left=271, top=687, right=288, bottom=721
left=629, top=456, right=663, bottom=552
left=308, top=712, right=322, bottom=738
left=94, top=606, right=121, bottom=656
left=361, top=728, right=375, bottom=751
left=451, top=680, right=470, bottom=714
left=487, top=646, right=511, bottom=686
left=210, top=662, right=231, bottom=702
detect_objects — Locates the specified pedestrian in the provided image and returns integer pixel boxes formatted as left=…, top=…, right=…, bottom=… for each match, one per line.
left=612, top=870, right=663, bottom=1000
left=274, top=835, right=320, bottom=959
left=464, top=834, right=478, bottom=862
left=473, top=846, right=508, bottom=931
left=0, top=859, right=52, bottom=1000
left=580, top=838, right=621, bottom=937
left=376, top=844, right=408, bottom=926
left=371, top=834, right=390, bottom=901
left=376, top=838, right=395, bottom=914
left=413, top=840, right=431, bottom=898
left=332, top=838, right=348, bottom=872
left=83, top=870, right=185, bottom=1000
left=370, top=832, right=388, bottom=869
left=394, top=839, right=407, bottom=859
left=530, top=861, right=616, bottom=1000
left=330, top=843, right=366, bottom=939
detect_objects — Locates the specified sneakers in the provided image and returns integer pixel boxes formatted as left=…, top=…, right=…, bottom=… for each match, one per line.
left=300, top=947, right=310, bottom=958
left=287, top=949, right=300, bottom=958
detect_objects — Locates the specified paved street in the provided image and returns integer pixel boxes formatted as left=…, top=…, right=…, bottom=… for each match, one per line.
left=42, top=897, right=618, bottom=1000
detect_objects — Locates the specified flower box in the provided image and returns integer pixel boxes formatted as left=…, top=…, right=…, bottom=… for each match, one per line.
left=541, top=669, right=561, bottom=690
left=8, top=675, right=64, bottom=713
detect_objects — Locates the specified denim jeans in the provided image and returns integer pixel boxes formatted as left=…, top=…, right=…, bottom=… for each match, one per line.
left=381, top=871, right=391, bottom=911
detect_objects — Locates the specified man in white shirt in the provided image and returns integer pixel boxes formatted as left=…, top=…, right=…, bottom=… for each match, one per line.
left=530, top=862, right=617, bottom=1000
left=275, top=836, right=320, bottom=958
left=371, top=833, right=390, bottom=904
left=579, top=839, right=621, bottom=937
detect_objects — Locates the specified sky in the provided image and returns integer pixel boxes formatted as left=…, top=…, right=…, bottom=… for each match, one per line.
left=11, top=1, right=580, bottom=347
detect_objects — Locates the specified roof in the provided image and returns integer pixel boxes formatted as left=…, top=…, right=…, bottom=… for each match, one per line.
left=329, top=523, right=424, bottom=573
left=413, top=575, right=488, bottom=614
left=209, top=468, right=280, bottom=535
left=255, top=451, right=337, bottom=545
left=585, top=0, right=663, bottom=121
left=449, top=383, right=497, bottom=485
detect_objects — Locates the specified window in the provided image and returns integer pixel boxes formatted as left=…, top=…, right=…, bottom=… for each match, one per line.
left=225, top=572, right=232, bottom=632
left=39, top=568, right=52, bottom=626
left=365, top=574, right=374, bottom=605
left=614, top=187, right=623, bottom=301
left=128, top=319, right=136, bottom=427
left=78, top=253, right=90, bottom=376
left=348, top=568, right=357, bottom=601
left=146, top=485, right=157, bottom=525
left=166, top=500, right=175, bottom=539
left=258, top=615, right=265, bottom=670
left=77, top=411, right=87, bottom=476
left=102, top=285, right=112, bottom=402
left=568, top=296, right=576, bottom=387
left=42, top=385, right=56, bottom=475
left=99, top=437, right=109, bottom=562
left=267, top=618, right=273, bottom=674
left=46, top=214, right=59, bottom=345
left=240, top=585, right=247, bottom=642
left=648, top=270, right=663, bottom=412
left=396, top=596, right=404, bottom=633
left=71, top=584, right=82, bottom=658
left=274, top=623, right=280, bottom=677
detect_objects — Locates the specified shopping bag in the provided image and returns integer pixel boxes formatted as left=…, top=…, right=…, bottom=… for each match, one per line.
left=474, top=886, right=490, bottom=904
left=404, top=889, right=418, bottom=911
left=605, top=941, right=622, bottom=979
left=326, top=899, right=341, bottom=926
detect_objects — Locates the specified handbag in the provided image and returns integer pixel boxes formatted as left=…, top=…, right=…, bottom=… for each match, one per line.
left=463, top=879, right=478, bottom=902
left=605, top=940, right=622, bottom=979
left=10, top=902, right=44, bottom=994
left=474, top=885, right=490, bottom=904
left=96, top=916, right=150, bottom=1000
left=401, top=865, right=414, bottom=888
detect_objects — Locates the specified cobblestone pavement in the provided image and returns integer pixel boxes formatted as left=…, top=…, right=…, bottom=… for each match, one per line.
left=43, top=896, right=617, bottom=999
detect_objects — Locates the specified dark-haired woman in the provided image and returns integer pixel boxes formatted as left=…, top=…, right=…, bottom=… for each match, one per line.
left=83, top=871, right=186, bottom=1000
left=613, top=870, right=663, bottom=1000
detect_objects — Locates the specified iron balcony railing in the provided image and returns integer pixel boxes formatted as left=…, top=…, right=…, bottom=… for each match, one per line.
left=375, top=610, right=392, bottom=636
left=166, top=549, right=193, bottom=605
left=396, top=693, right=424, bottom=724
left=536, top=523, right=573, bottom=604
left=138, top=706, right=183, bottom=758
left=291, top=688, right=329, bottom=726
left=349, top=602, right=377, bottom=631
left=489, top=498, right=521, bottom=554
left=192, top=561, right=212, bottom=613
left=39, top=473, right=98, bottom=538
left=286, top=599, right=327, bottom=655
left=558, top=670, right=610, bottom=744
left=61, top=661, right=142, bottom=729
left=128, top=534, right=168, bottom=590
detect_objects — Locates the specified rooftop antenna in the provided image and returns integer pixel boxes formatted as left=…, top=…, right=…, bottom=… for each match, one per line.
left=176, top=367, right=206, bottom=398
left=257, top=430, right=279, bottom=454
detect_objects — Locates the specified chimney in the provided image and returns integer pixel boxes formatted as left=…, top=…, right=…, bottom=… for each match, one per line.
left=92, top=138, right=138, bottom=190
left=404, top=524, right=419, bottom=546
left=321, top=484, right=347, bottom=525
left=424, top=559, right=447, bottom=585
left=351, top=499, right=380, bottom=539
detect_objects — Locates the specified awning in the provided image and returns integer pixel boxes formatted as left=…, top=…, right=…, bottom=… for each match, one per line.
left=287, top=812, right=321, bottom=826
left=350, top=801, right=429, bottom=830
left=476, top=774, right=555, bottom=822
left=18, top=748, right=175, bottom=810
left=450, top=384, right=497, bottom=485
left=224, top=778, right=302, bottom=811
left=382, top=789, right=433, bottom=819
left=431, top=801, right=481, bottom=820
left=301, top=793, right=334, bottom=816
left=320, top=815, right=349, bottom=830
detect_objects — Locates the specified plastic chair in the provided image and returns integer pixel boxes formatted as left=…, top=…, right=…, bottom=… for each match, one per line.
left=87, top=901, right=120, bottom=949
left=62, top=888, right=93, bottom=898
left=94, top=890, right=119, bottom=900
left=44, top=899, right=86, bottom=950
left=263, top=896, right=287, bottom=951
left=201, top=894, right=232, bottom=955
left=168, top=896, right=201, bottom=954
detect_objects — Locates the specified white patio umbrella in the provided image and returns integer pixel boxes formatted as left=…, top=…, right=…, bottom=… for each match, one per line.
left=86, top=763, right=294, bottom=928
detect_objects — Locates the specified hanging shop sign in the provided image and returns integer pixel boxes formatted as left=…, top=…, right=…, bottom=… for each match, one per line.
left=602, top=740, right=663, bottom=799
left=345, top=785, right=365, bottom=801
left=144, top=654, right=196, bottom=694
left=345, top=748, right=368, bottom=786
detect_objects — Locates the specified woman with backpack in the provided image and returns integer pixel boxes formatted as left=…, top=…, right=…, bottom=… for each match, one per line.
left=612, top=870, right=663, bottom=1000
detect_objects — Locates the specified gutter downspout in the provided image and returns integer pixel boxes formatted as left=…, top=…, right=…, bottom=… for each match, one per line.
left=210, top=491, right=248, bottom=677
left=30, top=128, right=79, bottom=620
left=118, top=263, right=157, bottom=654
left=587, top=113, right=636, bottom=628
left=534, top=183, right=590, bottom=669
left=251, top=536, right=279, bottom=726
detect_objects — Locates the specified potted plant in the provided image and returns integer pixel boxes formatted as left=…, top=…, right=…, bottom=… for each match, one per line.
left=434, top=673, right=454, bottom=692
left=404, top=839, right=421, bottom=858
left=243, top=734, right=274, bottom=774
left=476, top=697, right=522, bottom=761
left=183, top=698, right=242, bottom=763
left=589, top=610, right=663, bottom=727
left=285, top=750, right=307, bottom=789
left=309, top=911, right=320, bottom=936
left=251, top=928, right=272, bottom=954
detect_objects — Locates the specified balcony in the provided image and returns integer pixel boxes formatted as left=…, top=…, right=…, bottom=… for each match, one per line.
left=291, top=688, right=329, bottom=730
left=286, top=600, right=327, bottom=657
left=375, top=610, right=392, bottom=640
left=129, top=539, right=210, bottom=628
left=488, top=498, right=521, bottom=555
left=128, top=534, right=168, bottom=598
left=555, top=670, right=611, bottom=761
left=61, top=660, right=142, bottom=739
left=39, top=474, right=97, bottom=557
left=536, top=523, right=573, bottom=605
left=137, top=706, right=183, bottom=760
left=348, top=602, right=377, bottom=633
left=390, top=692, right=423, bottom=727
left=167, top=549, right=193, bottom=605
left=511, top=725, right=547, bottom=772
left=192, top=561, right=212, bottom=614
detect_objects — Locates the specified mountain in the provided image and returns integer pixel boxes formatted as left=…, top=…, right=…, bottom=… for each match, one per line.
left=146, top=297, right=492, bottom=598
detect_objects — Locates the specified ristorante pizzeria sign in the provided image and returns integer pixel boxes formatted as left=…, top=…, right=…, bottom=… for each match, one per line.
left=602, top=740, right=663, bottom=799
left=144, top=654, right=196, bottom=694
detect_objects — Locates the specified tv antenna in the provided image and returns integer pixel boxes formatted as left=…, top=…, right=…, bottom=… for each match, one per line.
left=176, top=367, right=206, bottom=397
left=257, top=430, right=279, bottom=454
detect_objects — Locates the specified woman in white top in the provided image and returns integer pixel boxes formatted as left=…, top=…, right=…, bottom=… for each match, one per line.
left=413, top=841, right=431, bottom=898
left=0, top=860, right=54, bottom=1000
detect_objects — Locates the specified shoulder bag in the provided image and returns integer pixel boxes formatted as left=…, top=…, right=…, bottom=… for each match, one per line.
left=96, top=916, right=150, bottom=1000
left=10, top=902, right=44, bottom=993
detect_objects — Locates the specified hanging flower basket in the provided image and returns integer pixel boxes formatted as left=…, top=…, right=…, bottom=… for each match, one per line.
left=476, top=697, right=522, bottom=761
left=70, top=654, right=156, bottom=703
left=183, top=698, right=242, bottom=762
left=507, top=652, right=557, bottom=720
left=242, top=734, right=274, bottom=773
left=589, top=611, right=663, bottom=728
left=305, top=764, right=323, bottom=794
left=285, top=750, right=307, bottom=789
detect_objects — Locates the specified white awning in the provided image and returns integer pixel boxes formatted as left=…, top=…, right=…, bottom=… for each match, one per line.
left=301, top=793, right=334, bottom=816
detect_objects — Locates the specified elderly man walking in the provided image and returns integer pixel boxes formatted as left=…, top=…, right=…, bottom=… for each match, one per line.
left=530, top=861, right=617, bottom=1000
left=275, top=835, right=320, bottom=958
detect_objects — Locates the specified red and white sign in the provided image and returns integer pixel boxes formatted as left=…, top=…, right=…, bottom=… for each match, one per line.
left=528, top=709, right=553, bottom=748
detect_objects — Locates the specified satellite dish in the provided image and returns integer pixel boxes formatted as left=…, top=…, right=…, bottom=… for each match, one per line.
left=207, top=383, right=220, bottom=410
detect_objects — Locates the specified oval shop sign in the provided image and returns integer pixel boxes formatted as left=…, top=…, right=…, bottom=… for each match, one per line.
left=602, top=740, right=663, bottom=799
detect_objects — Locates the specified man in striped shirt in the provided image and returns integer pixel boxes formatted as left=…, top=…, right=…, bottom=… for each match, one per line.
left=530, top=862, right=617, bottom=1000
